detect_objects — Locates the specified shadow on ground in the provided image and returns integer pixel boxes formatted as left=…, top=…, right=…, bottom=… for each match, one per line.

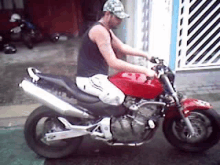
left=0, top=128, right=44, bottom=165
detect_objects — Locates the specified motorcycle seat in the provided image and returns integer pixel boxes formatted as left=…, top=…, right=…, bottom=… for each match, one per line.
left=36, top=73, right=100, bottom=103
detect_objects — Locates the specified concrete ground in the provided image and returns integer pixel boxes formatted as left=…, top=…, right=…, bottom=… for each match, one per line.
left=0, top=37, right=81, bottom=127
left=0, top=37, right=220, bottom=128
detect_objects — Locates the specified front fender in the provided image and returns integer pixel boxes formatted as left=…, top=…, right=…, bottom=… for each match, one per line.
left=165, top=98, right=213, bottom=119
left=182, top=99, right=220, bottom=129
left=181, top=98, right=212, bottom=112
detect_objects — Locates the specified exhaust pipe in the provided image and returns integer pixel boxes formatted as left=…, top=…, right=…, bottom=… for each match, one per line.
left=19, top=80, right=94, bottom=119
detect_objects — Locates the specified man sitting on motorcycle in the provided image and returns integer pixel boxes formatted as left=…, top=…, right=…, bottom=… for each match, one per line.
left=76, top=0, right=157, bottom=106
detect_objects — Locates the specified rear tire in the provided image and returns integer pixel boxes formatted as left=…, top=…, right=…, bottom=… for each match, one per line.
left=22, top=33, right=33, bottom=49
left=24, top=106, right=83, bottom=158
left=163, top=109, right=220, bottom=152
left=50, top=33, right=60, bottom=43
left=34, top=30, right=44, bottom=42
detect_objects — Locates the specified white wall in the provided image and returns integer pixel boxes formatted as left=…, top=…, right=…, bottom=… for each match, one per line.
left=124, top=0, right=136, bottom=64
left=134, top=0, right=146, bottom=50
left=113, top=0, right=136, bottom=64
left=125, top=0, right=173, bottom=66
left=149, top=0, right=173, bottom=63
left=111, top=0, right=173, bottom=67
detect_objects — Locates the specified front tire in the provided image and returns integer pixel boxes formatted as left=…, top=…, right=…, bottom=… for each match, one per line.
left=24, top=106, right=83, bottom=158
left=163, top=109, right=220, bottom=152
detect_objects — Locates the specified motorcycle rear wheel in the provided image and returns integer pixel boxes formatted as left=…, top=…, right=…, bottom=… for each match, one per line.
left=34, top=30, right=44, bottom=42
left=22, top=33, right=33, bottom=49
left=24, top=106, right=83, bottom=158
left=163, top=109, right=220, bottom=152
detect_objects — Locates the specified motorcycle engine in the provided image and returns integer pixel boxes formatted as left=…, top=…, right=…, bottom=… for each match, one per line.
left=111, top=98, right=158, bottom=142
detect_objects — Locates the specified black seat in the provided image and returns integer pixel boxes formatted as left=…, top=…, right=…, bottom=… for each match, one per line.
left=36, top=73, right=100, bottom=103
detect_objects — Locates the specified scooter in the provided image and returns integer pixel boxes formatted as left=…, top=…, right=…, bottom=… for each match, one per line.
left=20, top=58, right=220, bottom=158
left=10, top=13, right=43, bottom=49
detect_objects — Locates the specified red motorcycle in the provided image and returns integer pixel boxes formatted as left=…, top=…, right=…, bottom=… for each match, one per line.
left=20, top=58, right=220, bottom=158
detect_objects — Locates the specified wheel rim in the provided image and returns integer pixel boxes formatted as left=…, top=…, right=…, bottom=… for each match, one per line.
left=172, top=112, right=213, bottom=143
left=34, top=116, right=72, bottom=149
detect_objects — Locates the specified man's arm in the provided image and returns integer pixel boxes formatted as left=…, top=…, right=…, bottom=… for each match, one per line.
left=89, top=25, right=155, bottom=77
left=110, top=30, right=152, bottom=60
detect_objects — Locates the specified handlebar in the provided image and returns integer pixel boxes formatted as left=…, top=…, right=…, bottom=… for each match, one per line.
left=150, top=57, right=164, bottom=65
left=149, top=57, right=173, bottom=79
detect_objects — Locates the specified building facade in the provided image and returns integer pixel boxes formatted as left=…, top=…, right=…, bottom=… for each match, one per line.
left=1, top=0, right=219, bottom=71
left=122, top=0, right=219, bottom=71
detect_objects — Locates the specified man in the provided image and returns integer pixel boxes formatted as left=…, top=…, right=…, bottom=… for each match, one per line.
left=76, top=0, right=157, bottom=106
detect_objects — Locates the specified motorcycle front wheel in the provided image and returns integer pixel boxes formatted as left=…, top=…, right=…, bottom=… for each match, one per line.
left=163, top=109, right=220, bottom=152
left=24, top=106, right=83, bottom=158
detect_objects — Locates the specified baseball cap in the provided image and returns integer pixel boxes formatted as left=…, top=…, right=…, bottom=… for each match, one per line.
left=103, top=0, right=130, bottom=19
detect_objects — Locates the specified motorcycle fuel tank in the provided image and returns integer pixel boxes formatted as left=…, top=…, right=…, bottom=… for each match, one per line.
left=109, top=72, right=163, bottom=99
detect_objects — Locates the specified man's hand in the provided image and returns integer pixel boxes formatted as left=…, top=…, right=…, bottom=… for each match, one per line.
left=145, top=69, right=157, bottom=78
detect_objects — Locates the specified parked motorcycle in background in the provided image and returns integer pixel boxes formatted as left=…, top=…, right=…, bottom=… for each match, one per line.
left=20, top=58, right=220, bottom=159
left=10, top=13, right=43, bottom=49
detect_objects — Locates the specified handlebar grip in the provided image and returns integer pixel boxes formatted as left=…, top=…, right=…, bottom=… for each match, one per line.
left=150, top=57, right=159, bottom=64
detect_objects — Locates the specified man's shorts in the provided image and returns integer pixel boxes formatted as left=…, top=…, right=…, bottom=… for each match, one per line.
left=76, top=74, right=125, bottom=106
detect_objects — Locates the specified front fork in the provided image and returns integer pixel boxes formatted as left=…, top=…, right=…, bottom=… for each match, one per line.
left=161, top=75, right=195, bottom=136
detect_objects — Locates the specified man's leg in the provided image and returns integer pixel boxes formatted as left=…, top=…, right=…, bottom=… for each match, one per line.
left=76, top=75, right=125, bottom=105
left=91, top=75, right=125, bottom=106
left=76, top=77, right=102, bottom=97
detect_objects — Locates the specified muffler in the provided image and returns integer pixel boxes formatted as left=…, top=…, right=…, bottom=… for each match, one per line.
left=19, top=80, right=94, bottom=119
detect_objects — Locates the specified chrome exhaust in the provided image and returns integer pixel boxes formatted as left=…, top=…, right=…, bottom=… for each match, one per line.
left=19, top=80, right=94, bottom=119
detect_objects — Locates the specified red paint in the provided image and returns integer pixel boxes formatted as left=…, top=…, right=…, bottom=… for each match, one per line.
left=181, top=98, right=212, bottom=112
left=165, top=98, right=213, bottom=119
left=109, top=72, right=163, bottom=99
left=0, top=1, right=83, bottom=35
left=26, top=0, right=83, bottom=35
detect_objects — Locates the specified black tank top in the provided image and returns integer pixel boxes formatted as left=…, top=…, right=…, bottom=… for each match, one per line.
left=77, top=22, right=112, bottom=77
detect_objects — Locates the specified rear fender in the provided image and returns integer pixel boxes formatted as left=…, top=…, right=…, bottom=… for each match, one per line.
left=165, top=98, right=213, bottom=119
